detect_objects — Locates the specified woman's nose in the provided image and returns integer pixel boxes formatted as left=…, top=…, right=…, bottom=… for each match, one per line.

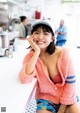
left=38, top=33, right=43, bottom=39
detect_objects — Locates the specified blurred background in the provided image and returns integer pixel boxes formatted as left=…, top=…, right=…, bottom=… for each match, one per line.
left=0, top=0, right=80, bottom=47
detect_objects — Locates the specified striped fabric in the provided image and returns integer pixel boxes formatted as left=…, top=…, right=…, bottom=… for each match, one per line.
left=65, top=75, right=76, bottom=84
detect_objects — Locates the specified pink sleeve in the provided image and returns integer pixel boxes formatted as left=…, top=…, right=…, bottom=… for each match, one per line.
left=19, top=52, right=36, bottom=84
left=60, top=49, right=76, bottom=105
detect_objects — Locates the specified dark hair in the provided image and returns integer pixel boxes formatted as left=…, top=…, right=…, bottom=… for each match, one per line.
left=20, top=16, right=27, bottom=22
left=31, top=24, right=54, bottom=36
left=28, top=24, right=56, bottom=54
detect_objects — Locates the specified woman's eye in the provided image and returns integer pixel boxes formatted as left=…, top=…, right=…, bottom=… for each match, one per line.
left=34, top=32, right=39, bottom=34
left=44, top=32, right=49, bottom=35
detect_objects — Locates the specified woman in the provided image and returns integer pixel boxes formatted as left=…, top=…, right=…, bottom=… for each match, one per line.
left=19, top=20, right=80, bottom=113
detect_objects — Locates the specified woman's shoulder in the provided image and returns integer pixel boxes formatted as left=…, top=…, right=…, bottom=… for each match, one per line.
left=57, top=46, right=69, bottom=54
left=56, top=46, right=70, bottom=59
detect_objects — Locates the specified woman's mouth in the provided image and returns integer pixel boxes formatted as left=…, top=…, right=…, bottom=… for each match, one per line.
left=36, top=41, right=45, bottom=44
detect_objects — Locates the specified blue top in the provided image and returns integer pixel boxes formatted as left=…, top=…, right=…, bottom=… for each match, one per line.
left=56, top=25, right=67, bottom=41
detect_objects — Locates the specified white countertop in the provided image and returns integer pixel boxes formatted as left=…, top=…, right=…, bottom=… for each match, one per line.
left=0, top=39, right=37, bottom=113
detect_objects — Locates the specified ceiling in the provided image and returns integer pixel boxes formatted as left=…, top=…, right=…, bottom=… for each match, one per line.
left=5, top=0, right=30, bottom=6
left=12, top=0, right=30, bottom=3
left=14, top=0, right=26, bottom=2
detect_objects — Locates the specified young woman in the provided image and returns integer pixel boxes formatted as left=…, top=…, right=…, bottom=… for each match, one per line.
left=19, top=20, right=80, bottom=113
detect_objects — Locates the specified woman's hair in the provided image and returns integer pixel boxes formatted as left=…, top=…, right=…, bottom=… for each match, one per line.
left=28, top=24, right=56, bottom=54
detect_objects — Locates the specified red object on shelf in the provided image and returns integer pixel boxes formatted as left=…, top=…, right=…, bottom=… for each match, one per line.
left=35, top=11, right=41, bottom=19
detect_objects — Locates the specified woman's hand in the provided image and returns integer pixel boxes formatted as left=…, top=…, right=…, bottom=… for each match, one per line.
left=27, top=35, right=40, bottom=53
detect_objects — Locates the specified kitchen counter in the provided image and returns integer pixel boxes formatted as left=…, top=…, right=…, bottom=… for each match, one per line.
left=0, top=39, right=37, bottom=113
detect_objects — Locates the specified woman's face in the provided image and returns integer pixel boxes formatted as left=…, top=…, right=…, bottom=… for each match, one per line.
left=32, top=27, right=53, bottom=49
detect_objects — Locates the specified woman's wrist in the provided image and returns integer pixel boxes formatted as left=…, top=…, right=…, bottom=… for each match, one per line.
left=35, top=49, right=40, bottom=55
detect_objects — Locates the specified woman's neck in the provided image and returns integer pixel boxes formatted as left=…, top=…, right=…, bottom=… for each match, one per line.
left=39, top=48, right=47, bottom=56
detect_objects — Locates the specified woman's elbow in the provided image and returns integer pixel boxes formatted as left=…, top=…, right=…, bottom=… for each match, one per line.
left=19, top=72, right=27, bottom=84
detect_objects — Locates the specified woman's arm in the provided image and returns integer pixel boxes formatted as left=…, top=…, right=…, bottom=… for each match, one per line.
left=60, top=48, right=76, bottom=105
left=19, top=35, right=40, bottom=83
left=25, top=35, right=40, bottom=74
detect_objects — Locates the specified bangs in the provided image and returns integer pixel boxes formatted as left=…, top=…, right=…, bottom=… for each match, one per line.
left=31, top=24, right=54, bottom=36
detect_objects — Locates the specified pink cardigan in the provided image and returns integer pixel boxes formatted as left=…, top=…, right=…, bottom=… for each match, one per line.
left=19, top=47, right=76, bottom=105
